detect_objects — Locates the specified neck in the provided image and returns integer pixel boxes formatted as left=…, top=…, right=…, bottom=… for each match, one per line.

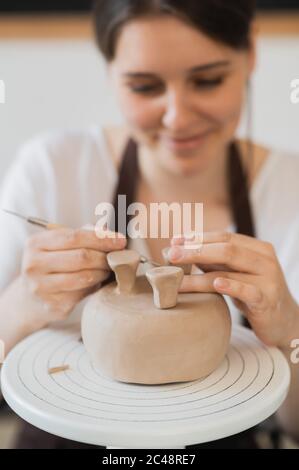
left=137, top=143, right=231, bottom=206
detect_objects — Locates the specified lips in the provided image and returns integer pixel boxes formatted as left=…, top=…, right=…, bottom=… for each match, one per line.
left=171, top=134, right=206, bottom=142
left=161, top=130, right=211, bottom=150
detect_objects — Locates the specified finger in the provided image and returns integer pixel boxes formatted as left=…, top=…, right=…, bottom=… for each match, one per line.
left=83, top=281, right=104, bottom=297
left=180, top=273, right=217, bottom=293
left=31, top=249, right=110, bottom=274
left=29, top=228, right=127, bottom=252
left=179, top=271, right=255, bottom=293
left=213, top=277, right=263, bottom=307
left=194, top=262, right=234, bottom=273
left=168, top=242, right=269, bottom=275
left=171, top=231, right=275, bottom=258
left=66, top=281, right=105, bottom=302
left=171, top=233, right=203, bottom=250
left=29, top=269, right=110, bottom=294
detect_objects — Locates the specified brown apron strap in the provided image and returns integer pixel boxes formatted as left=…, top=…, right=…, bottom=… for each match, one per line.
left=101, top=139, right=140, bottom=286
left=228, top=142, right=255, bottom=237
left=227, top=142, right=255, bottom=330
left=109, top=139, right=140, bottom=237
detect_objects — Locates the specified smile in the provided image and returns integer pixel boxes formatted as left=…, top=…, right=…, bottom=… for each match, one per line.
left=161, top=130, right=212, bottom=151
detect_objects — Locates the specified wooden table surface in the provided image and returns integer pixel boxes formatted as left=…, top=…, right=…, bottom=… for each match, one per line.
left=0, top=12, right=298, bottom=39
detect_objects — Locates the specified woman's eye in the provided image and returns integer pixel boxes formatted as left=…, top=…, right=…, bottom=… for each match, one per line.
left=129, top=84, right=163, bottom=95
left=127, top=77, right=225, bottom=95
left=193, top=77, right=224, bottom=89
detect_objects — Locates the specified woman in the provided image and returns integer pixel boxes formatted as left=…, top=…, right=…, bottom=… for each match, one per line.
left=0, top=0, right=299, bottom=448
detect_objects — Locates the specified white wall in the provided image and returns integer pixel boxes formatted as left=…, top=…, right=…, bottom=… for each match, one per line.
left=0, top=39, right=122, bottom=182
left=0, top=36, right=298, bottom=183
left=250, top=37, right=299, bottom=153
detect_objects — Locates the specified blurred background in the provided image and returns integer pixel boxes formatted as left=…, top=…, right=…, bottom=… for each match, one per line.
left=0, top=0, right=298, bottom=449
left=0, top=1, right=299, bottom=184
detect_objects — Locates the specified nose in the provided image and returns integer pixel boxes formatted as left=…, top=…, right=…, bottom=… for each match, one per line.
left=161, top=88, right=197, bottom=132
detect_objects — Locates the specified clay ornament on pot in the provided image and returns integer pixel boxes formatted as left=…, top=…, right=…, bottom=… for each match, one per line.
left=145, top=266, right=184, bottom=309
left=106, top=249, right=140, bottom=294
left=81, top=249, right=231, bottom=385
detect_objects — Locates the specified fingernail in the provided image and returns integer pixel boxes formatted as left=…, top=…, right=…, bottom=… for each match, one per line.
left=214, top=278, right=229, bottom=289
left=168, top=246, right=184, bottom=261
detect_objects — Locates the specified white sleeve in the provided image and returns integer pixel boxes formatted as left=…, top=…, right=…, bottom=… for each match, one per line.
left=279, top=214, right=299, bottom=305
left=0, top=137, right=56, bottom=292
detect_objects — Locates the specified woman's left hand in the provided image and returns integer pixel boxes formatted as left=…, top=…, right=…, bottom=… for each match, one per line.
left=169, top=231, right=299, bottom=350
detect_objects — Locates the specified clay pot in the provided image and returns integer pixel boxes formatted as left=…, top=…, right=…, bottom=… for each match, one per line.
left=81, top=249, right=231, bottom=385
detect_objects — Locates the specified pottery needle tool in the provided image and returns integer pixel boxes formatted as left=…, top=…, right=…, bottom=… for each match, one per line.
left=2, top=208, right=162, bottom=267
left=139, top=255, right=162, bottom=267
left=2, top=209, right=65, bottom=230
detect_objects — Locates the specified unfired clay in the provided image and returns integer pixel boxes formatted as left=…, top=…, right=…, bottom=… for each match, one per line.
left=81, top=249, right=231, bottom=385
left=146, top=266, right=184, bottom=309
left=106, top=250, right=140, bottom=294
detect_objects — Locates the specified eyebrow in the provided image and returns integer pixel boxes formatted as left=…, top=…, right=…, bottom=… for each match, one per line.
left=123, top=60, right=231, bottom=78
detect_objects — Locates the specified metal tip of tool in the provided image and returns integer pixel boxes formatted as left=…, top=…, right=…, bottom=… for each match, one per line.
left=140, top=255, right=162, bottom=268
left=2, top=209, right=52, bottom=229
left=3, top=208, right=15, bottom=215
left=2, top=208, right=26, bottom=220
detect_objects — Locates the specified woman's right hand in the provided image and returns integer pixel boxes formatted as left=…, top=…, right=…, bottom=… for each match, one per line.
left=20, top=227, right=127, bottom=325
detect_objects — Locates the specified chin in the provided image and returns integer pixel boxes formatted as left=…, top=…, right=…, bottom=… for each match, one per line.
left=166, top=157, right=207, bottom=177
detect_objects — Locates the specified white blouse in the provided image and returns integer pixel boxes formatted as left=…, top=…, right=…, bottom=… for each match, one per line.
left=0, top=125, right=299, bottom=324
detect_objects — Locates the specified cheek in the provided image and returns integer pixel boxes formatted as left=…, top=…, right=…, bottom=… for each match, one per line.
left=199, top=76, right=245, bottom=129
left=117, top=92, right=162, bottom=131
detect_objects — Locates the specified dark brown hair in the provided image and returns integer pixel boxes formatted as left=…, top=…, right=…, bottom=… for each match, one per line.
left=93, top=0, right=256, bottom=61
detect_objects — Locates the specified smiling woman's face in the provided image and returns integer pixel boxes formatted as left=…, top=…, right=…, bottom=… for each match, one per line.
left=108, top=15, right=255, bottom=175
